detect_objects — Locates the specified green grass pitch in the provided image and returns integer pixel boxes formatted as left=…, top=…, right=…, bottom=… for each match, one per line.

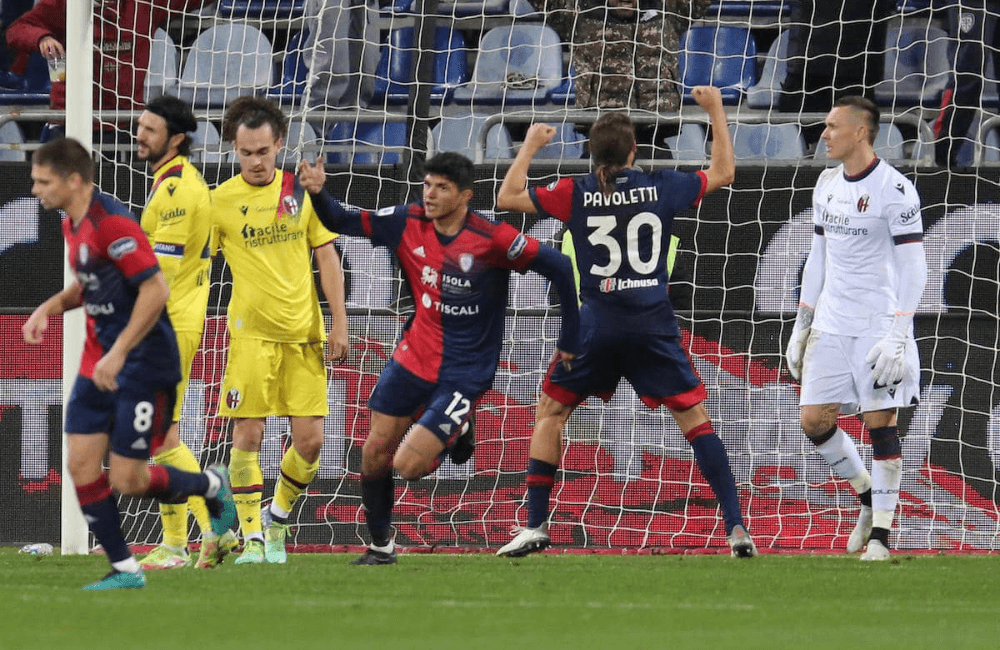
left=2, top=547, right=997, bottom=650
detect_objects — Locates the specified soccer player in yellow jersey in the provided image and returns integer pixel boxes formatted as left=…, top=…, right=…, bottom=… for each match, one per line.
left=135, top=95, right=239, bottom=570
left=214, top=96, right=349, bottom=564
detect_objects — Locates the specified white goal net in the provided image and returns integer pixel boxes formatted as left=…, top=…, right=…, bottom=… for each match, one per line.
left=3, top=0, right=998, bottom=553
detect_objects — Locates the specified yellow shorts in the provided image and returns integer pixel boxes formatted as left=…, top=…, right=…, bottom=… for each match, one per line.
left=218, top=338, right=329, bottom=418
left=172, top=330, right=203, bottom=422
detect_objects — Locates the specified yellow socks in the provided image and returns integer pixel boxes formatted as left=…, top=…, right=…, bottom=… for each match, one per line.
left=153, top=443, right=212, bottom=548
left=230, top=448, right=264, bottom=539
left=272, top=446, right=319, bottom=519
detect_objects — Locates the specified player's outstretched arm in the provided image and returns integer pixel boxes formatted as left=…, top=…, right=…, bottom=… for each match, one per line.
left=315, top=242, right=350, bottom=363
left=497, top=123, right=556, bottom=214
left=22, top=285, right=84, bottom=344
left=692, top=86, right=735, bottom=195
left=92, top=271, right=170, bottom=392
left=528, top=243, right=581, bottom=364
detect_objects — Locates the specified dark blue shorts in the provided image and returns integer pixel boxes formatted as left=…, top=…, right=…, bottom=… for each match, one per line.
left=369, top=359, right=481, bottom=445
left=64, top=376, right=176, bottom=459
left=543, top=321, right=706, bottom=411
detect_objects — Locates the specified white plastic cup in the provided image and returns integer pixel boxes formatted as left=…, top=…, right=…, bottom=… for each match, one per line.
left=47, top=57, right=66, bottom=83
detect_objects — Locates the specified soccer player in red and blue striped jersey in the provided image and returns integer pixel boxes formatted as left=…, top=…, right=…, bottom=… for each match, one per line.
left=495, top=86, right=756, bottom=558
left=22, top=138, right=234, bottom=589
left=300, top=152, right=581, bottom=564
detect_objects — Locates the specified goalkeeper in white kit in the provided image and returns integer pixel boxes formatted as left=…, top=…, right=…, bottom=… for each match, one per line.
left=785, top=96, right=927, bottom=561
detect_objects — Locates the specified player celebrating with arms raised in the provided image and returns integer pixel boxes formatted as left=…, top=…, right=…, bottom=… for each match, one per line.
left=136, top=94, right=237, bottom=570
left=298, top=152, right=581, bottom=565
left=785, top=96, right=927, bottom=561
left=494, top=86, right=756, bottom=558
left=22, top=138, right=235, bottom=589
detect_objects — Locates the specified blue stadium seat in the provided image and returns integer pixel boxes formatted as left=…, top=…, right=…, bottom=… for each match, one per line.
left=708, top=1, right=789, bottom=19
left=874, top=22, right=951, bottom=110
left=266, top=29, right=309, bottom=105
left=729, top=123, right=805, bottom=160
left=145, top=28, right=179, bottom=102
left=535, top=123, right=586, bottom=160
left=679, top=26, right=757, bottom=105
left=746, top=29, right=789, bottom=110
left=0, top=121, right=26, bottom=161
left=549, top=62, right=576, bottom=107
left=189, top=121, right=225, bottom=164
left=217, top=0, right=304, bottom=19
left=327, top=121, right=407, bottom=165
left=0, top=52, right=50, bottom=105
left=388, top=0, right=510, bottom=17
left=451, top=25, right=564, bottom=106
left=430, top=115, right=515, bottom=161
left=177, top=23, right=274, bottom=108
left=665, top=123, right=708, bottom=161
left=371, top=26, right=468, bottom=106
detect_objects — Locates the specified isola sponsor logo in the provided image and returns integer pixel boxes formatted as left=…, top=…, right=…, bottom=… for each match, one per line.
left=598, top=277, right=660, bottom=293
left=85, top=302, right=115, bottom=316
left=240, top=221, right=304, bottom=248
left=421, top=292, right=480, bottom=315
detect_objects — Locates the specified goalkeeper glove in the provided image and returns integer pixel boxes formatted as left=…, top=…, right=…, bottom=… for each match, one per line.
left=865, top=314, right=913, bottom=387
left=785, top=305, right=814, bottom=381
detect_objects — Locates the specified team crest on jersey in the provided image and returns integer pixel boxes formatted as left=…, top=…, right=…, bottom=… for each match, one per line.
left=282, top=195, right=300, bottom=216
left=857, top=194, right=870, bottom=213
left=507, top=234, right=527, bottom=260
left=108, top=237, right=138, bottom=259
left=78, top=243, right=89, bottom=265
left=421, top=265, right=439, bottom=288
left=225, top=388, right=242, bottom=410
left=460, top=253, right=474, bottom=272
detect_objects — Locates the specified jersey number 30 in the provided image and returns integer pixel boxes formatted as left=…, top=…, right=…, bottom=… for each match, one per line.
left=586, top=213, right=662, bottom=277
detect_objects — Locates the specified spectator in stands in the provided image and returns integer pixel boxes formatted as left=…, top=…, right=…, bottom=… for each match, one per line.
left=780, top=0, right=894, bottom=115
left=6, top=0, right=206, bottom=137
left=0, top=0, right=33, bottom=89
left=934, top=0, right=1000, bottom=167
left=303, top=0, right=380, bottom=109
left=563, top=0, right=711, bottom=156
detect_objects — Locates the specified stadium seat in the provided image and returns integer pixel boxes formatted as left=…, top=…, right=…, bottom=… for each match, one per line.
left=665, top=123, right=708, bottom=160
left=327, top=121, right=407, bottom=165
left=451, top=25, right=564, bottom=106
left=874, top=22, right=951, bottom=110
left=0, top=121, right=26, bottom=161
left=746, top=30, right=789, bottom=110
left=679, top=25, right=757, bottom=105
left=534, top=122, right=586, bottom=160
left=430, top=115, right=515, bottom=161
left=217, top=0, right=305, bottom=19
left=266, top=29, right=309, bottom=106
left=0, top=52, right=50, bottom=105
left=371, top=26, right=468, bottom=106
left=144, top=28, right=179, bottom=102
left=729, top=122, right=805, bottom=160
left=176, top=23, right=274, bottom=108
left=549, top=62, right=576, bottom=107
left=278, top=121, right=321, bottom=168
left=388, top=0, right=511, bottom=17
left=189, top=121, right=226, bottom=164
left=708, top=1, right=790, bottom=19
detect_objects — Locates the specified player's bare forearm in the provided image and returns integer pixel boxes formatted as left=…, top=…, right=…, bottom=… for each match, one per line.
left=497, top=124, right=554, bottom=213
left=692, top=86, right=735, bottom=193
left=93, top=272, right=169, bottom=391
left=22, top=286, right=83, bottom=344
left=316, top=242, right=349, bottom=362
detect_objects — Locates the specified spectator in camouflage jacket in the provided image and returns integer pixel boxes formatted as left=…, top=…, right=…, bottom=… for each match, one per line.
left=566, top=0, right=711, bottom=112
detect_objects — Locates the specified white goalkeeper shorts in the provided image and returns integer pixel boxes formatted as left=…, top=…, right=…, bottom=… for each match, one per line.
left=799, top=329, right=920, bottom=414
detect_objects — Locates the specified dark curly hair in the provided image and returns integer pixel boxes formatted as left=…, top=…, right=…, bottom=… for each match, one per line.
left=144, top=94, right=197, bottom=156
left=221, top=95, right=288, bottom=142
